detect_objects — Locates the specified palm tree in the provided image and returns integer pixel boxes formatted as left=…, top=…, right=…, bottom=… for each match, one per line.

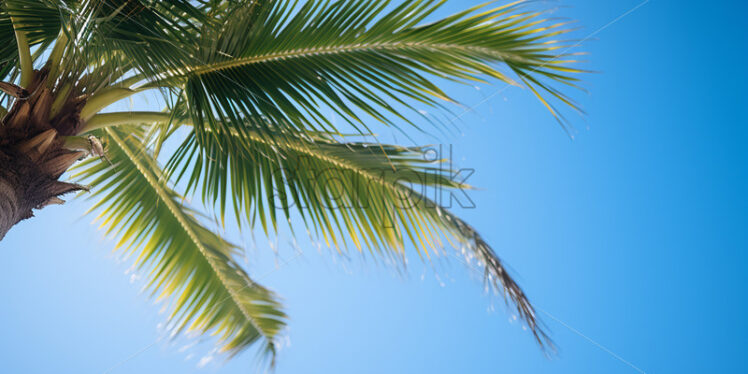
left=0, top=0, right=582, bottom=365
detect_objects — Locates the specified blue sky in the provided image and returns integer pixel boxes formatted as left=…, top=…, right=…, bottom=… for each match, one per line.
left=1, top=0, right=746, bottom=373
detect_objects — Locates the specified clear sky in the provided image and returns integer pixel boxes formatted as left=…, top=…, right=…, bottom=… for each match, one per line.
left=1, top=1, right=746, bottom=373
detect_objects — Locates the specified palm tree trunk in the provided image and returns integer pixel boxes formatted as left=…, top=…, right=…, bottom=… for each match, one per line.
left=0, top=146, right=88, bottom=241
left=0, top=148, right=38, bottom=240
left=0, top=148, right=47, bottom=240
left=0, top=68, right=89, bottom=242
left=0, top=177, right=23, bottom=240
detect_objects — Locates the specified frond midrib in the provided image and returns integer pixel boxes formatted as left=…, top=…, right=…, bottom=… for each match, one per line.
left=189, top=41, right=518, bottom=76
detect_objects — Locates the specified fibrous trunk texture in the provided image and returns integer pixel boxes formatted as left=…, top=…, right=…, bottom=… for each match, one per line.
left=0, top=175, right=24, bottom=240
left=0, top=68, right=87, bottom=240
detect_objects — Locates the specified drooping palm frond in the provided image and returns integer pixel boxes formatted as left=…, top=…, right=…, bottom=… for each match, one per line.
left=72, top=126, right=287, bottom=361
left=151, top=113, right=552, bottom=347
left=174, top=0, right=583, bottom=147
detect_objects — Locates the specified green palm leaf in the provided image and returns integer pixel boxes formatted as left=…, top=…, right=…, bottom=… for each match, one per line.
left=0, top=0, right=62, bottom=80
left=72, top=0, right=205, bottom=80
left=73, top=126, right=286, bottom=361
left=177, top=0, right=582, bottom=146
left=159, top=115, right=552, bottom=347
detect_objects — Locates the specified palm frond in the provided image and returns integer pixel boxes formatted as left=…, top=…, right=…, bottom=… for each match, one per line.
left=164, top=117, right=552, bottom=347
left=0, top=0, right=208, bottom=92
left=72, top=0, right=205, bottom=80
left=72, top=126, right=286, bottom=362
left=0, top=0, right=61, bottom=80
left=176, top=0, right=583, bottom=146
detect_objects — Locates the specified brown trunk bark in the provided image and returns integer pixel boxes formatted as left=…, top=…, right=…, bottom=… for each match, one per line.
left=0, top=177, right=23, bottom=241
left=0, top=68, right=88, bottom=241
left=0, top=148, right=40, bottom=240
left=0, top=147, right=84, bottom=241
